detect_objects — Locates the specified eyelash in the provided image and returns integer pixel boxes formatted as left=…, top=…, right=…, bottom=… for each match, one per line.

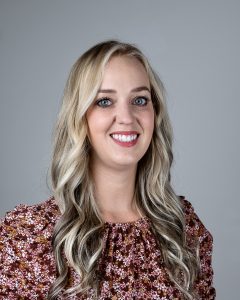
left=96, top=96, right=149, bottom=107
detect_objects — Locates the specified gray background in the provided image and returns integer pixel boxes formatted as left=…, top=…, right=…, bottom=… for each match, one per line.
left=0, top=1, right=239, bottom=299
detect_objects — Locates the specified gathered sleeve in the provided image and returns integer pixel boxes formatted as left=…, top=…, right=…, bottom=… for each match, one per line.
left=0, top=199, right=58, bottom=299
left=181, top=196, right=216, bottom=299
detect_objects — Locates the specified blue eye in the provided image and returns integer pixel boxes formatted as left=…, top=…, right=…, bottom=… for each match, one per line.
left=133, top=96, right=148, bottom=106
left=96, top=97, right=112, bottom=107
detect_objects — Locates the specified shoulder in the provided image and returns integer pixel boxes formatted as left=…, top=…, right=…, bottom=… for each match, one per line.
left=178, top=195, right=214, bottom=247
left=178, top=197, right=215, bottom=298
left=0, top=196, right=60, bottom=236
left=0, top=196, right=61, bottom=256
left=0, top=196, right=60, bottom=297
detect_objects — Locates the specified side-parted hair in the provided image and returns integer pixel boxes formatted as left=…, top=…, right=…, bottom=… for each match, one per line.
left=48, top=40, right=200, bottom=299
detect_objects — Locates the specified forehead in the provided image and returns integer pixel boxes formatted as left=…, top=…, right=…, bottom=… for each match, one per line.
left=101, top=55, right=150, bottom=89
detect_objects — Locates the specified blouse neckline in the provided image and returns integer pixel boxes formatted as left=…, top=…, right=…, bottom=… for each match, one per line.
left=103, top=215, right=150, bottom=227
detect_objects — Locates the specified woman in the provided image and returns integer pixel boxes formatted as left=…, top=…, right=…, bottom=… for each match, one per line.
left=0, top=40, right=215, bottom=299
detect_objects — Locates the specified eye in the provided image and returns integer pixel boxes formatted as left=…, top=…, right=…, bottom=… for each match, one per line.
left=96, top=97, right=112, bottom=107
left=133, top=96, right=148, bottom=106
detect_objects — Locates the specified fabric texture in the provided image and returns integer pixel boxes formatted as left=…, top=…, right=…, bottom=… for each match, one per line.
left=0, top=196, right=215, bottom=299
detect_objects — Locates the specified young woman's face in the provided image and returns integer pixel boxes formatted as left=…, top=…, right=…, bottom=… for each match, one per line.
left=86, top=55, right=154, bottom=171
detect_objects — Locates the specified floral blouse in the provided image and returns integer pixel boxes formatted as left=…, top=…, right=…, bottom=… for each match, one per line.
left=0, top=196, right=215, bottom=299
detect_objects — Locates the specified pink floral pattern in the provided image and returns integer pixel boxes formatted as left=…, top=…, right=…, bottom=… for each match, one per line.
left=0, top=196, right=215, bottom=299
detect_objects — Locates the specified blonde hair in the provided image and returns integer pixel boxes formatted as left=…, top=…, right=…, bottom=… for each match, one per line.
left=48, top=40, right=200, bottom=299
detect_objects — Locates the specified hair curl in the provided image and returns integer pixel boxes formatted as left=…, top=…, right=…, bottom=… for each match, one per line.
left=48, top=40, right=200, bottom=299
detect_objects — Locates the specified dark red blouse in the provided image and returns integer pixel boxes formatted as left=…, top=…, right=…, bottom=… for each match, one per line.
left=0, top=196, right=215, bottom=299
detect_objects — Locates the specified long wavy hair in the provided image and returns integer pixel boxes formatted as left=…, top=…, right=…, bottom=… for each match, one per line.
left=48, top=40, right=200, bottom=299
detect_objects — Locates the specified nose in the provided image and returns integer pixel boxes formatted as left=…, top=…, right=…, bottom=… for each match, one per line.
left=115, top=102, right=135, bottom=125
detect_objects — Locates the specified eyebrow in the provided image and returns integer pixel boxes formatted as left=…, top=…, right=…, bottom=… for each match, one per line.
left=98, top=86, right=151, bottom=94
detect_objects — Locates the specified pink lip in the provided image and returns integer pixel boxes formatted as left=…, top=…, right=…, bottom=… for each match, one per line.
left=110, top=131, right=139, bottom=148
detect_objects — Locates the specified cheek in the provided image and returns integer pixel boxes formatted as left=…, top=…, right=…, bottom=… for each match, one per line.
left=86, top=111, right=98, bottom=142
left=87, top=111, right=110, bottom=139
left=143, top=110, right=155, bottom=135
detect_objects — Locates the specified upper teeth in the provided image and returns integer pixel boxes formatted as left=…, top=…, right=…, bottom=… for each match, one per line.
left=111, top=134, right=138, bottom=142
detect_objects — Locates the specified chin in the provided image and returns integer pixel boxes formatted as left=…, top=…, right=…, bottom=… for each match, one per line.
left=111, top=156, right=140, bottom=168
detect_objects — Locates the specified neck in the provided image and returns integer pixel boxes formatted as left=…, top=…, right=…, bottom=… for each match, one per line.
left=90, top=163, right=142, bottom=222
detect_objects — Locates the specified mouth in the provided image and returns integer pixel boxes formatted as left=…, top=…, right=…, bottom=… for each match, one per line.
left=110, top=134, right=139, bottom=142
left=109, top=131, right=140, bottom=143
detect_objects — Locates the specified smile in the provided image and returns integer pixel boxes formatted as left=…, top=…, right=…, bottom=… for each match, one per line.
left=110, top=134, right=138, bottom=142
left=109, top=132, right=139, bottom=148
